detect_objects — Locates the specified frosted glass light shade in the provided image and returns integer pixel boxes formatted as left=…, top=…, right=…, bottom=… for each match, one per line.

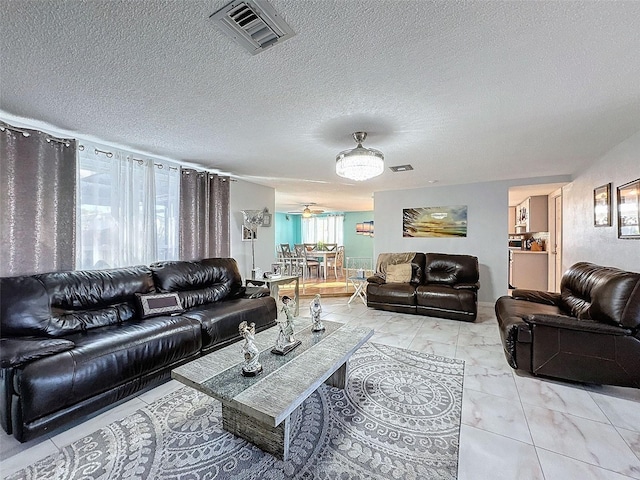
left=335, top=147, right=384, bottom=181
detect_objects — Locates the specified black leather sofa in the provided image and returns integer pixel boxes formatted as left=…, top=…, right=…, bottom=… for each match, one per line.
left=495, top=262, right=640, bottom=388
left=0, top=258, right=277, bottom=442
left=366, top=252, right=480, bottom=321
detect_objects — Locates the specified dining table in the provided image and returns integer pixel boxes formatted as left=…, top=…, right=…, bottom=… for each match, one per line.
left=311, top=250, right=337, bottom=279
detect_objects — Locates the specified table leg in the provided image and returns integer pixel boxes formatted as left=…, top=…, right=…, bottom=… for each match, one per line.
left=222, top=403, right=292, bottom=461
left=294, top=277, right=299, bottom=316
left=324, top=362, right=348, bottom=389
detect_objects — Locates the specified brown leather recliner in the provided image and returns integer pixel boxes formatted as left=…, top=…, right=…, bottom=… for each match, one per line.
left=366, top=252, right=480, bottom=321
left=495, top=262, right=640, bottom=388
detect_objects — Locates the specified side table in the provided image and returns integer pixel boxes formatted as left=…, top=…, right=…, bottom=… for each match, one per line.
left=246, top=275, right=300, bottom=316
left=347, top=276, right=368, bottom=305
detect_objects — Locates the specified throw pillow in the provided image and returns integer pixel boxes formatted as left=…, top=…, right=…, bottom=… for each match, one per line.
left=136, top=292, right=184, bottom=318
left=385, top=263, right=412, bottom=283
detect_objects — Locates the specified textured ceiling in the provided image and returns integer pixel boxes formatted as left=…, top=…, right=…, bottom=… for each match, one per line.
left=2, top=0, right=639, bottom=212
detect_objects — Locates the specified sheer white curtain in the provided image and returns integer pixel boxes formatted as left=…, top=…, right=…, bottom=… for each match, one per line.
left=301, top=214, right=344, bottom=245
left=77, top=142, right=180, bottom=269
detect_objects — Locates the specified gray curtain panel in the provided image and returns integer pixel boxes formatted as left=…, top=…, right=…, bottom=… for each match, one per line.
left=179, top=168, right=230, bottom=260
left=0, top=122, right=76, bottom=276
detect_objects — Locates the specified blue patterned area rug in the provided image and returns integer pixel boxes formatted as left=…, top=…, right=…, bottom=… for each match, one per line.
left=8, top=343, right=464, bottom=480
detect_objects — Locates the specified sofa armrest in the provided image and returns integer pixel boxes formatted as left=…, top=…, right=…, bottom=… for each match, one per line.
left=512, top=289, right=562, bottom=306
left=453, top=282, right=480, bottom=291
left=0, top=338, right=75, bottom=369
left=366, top=275, right=385, bottom=285
left=523, top=314, right=632, bottom=335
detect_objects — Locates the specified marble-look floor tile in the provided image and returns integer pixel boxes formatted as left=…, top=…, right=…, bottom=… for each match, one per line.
left=370, top=331, right=415, bottom=350
left=321, top=312, right=352, bottom=323
left=515, top=375, right=609, bottom=423
left=51, top=397, right=146, bottom=449
left=590, top=392, right=640, bottom=432
left=407, top=336, right=457, bottom=358
left=583, top=384, right=640, bottom=403
left=377, top=315, right=425, bottom=335
left=463, top=365, right=519, bottom=400
left=348, top=315, right=390, bottom=330
left=415, top=320, right=461, bottom=344
left=458, top=321, right=500, bottom=338
left=0, top=438, right=58, bottom=477
left=455, top=345, right=513, bottom=372
left=523, top=404, right=640, bottom=478
left=458, top=425, right=544, bottom=480
left=537, top=448, right=635, bottom=480
left=462, top=389, right=532, bottom=444
left=618, top=428, right=640, bottom=461
left=457, top=331, right=502, bottom=348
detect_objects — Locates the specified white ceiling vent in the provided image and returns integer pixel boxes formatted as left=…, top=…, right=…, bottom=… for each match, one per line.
left=210, top=0, right=295, bottom=55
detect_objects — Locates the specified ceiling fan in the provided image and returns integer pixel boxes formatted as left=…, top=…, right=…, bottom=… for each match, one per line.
left=288, top=203, right=325, bottom=218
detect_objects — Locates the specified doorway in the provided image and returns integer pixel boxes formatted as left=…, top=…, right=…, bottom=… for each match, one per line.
left=548, top=189, right=563, bottom=292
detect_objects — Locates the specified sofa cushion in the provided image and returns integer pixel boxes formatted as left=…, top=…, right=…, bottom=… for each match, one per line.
left=15, top=315, right=202, bottom=424
left=181, top=297, right=277, bottom=351
left=150, top=258, right=245, bottom=308
left=560, top=262, right=640, bottom=327
left=416, top=284, right=477, bottom=318
left=386, top=263, right=412, bottom=283
left=0, top=338, right=75, bottom=368
left=424, top=253, right=479, bottom=286
left=366, top=283, right=417, bottom=306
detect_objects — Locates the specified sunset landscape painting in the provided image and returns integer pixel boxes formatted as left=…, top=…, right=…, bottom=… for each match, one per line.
left=403, top=205, right=468, bottom=237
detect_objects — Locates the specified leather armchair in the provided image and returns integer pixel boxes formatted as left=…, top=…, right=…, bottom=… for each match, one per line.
left=495, top=262, right=640, bottom=387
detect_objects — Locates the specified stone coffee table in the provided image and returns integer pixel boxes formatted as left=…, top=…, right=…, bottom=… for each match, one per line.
left=172, top=319, right=373, bottom=461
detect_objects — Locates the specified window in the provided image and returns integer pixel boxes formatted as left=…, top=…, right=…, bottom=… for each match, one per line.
left=76, top=143, right=180, bottom=269
left=302, top=214, right=344, bottom=246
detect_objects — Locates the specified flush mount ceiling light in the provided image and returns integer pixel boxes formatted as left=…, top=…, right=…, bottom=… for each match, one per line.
left=335, top=132, right=384, bottom=181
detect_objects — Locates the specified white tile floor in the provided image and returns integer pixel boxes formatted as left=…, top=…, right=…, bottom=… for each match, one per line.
left=1, top=299, right=640, bottom=479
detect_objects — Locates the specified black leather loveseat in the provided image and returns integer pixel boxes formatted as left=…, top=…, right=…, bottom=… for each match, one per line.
left=495, top=262, right=640, bottom=388
left=366, top=252, right=480, bottom=321
left=0, top=257, right=277, bottom=442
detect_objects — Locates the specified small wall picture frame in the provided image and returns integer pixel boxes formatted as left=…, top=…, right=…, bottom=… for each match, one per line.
left=242, top=225, right=257, bottom=241
left=617, top=178, right=640, bottom=239
left=262, top=213, right=272, bottom=227
left=593, top=183, right=612, bottom=227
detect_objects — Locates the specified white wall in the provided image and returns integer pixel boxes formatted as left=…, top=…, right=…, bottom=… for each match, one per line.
left=374, top=176, right=570, bottom=303
left=563, top=131, right=640, bottom=272
left=229, top=180, right=276, bottom=280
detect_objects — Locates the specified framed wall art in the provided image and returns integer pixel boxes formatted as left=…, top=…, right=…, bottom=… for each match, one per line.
left=242, top=225, right=257, bottom=241
left=617, top=178, right=639, bottom=239
left=403, top=205, right=467, bottom=238
left=593, top=183, right=612, bottom=227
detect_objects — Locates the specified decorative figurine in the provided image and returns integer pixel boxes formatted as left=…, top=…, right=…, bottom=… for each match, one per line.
left=239, top=321, right=262, bottom=376
left=310, top=294, right=325, bottom=332
left=272, top=296, right=302, bottom=355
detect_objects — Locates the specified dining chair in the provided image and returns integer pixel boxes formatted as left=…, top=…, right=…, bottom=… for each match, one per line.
left=295, top=243, right=320, bottom=278
left=325, top=245, right=344, bottom=278
left=324, top=243, right=337, bottom=252
left=279, top=243, right=293, bottom=275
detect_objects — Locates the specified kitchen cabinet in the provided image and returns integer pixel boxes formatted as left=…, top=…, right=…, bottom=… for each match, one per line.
left=511, top=251, right=548, bottom=290
left=515, top=195, right=548, bottom=232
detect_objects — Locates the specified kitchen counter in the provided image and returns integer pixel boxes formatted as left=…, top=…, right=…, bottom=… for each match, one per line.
left=510, top=250, right=548, bottom=290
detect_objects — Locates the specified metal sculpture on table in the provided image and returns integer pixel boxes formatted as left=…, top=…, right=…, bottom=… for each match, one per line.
left=310, top=294, right=325, bottom=332
left=239, top=321, right=262, bottom=376
left=272, top=295, right=302, bottom=355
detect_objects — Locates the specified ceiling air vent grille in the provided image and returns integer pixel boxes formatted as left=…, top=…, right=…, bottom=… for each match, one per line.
left=389, top=164, right=414, bottom=172
left=210, top=0, right=295, bottom=55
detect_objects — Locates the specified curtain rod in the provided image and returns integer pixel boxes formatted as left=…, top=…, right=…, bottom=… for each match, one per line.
left=1, top=121, right=74, bottom=146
